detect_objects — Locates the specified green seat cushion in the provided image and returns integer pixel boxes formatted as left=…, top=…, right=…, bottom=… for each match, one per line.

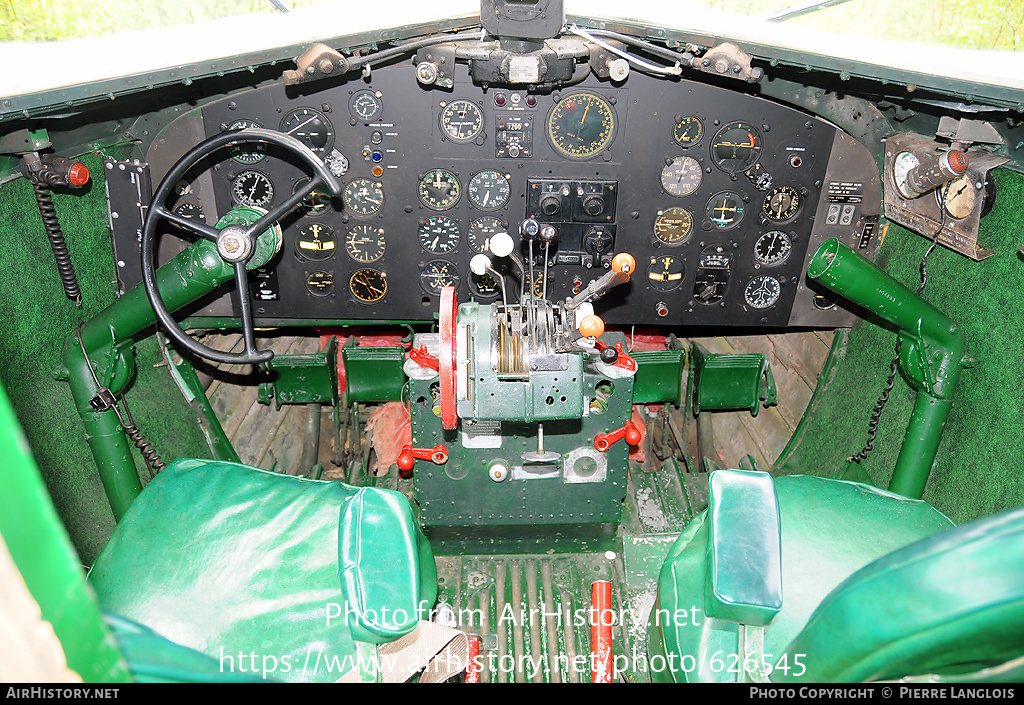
left=776, top=506, right=1024, bottom=682
left=651, top=475, right=952, bottom=683
left=706, top=470, right=782, bottom=626
left=89, top=459, right=436, bottom=683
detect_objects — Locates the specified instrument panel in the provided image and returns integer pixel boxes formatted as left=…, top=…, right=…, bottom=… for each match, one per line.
left=127, top=58, right=881, bottom=328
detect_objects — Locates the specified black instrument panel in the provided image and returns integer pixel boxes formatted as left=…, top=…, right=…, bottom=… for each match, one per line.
left=137, top=60, right=880, bottom=328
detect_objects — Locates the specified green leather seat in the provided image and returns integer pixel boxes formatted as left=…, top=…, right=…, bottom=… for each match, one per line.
left=89, top=458, right=437, bottom=683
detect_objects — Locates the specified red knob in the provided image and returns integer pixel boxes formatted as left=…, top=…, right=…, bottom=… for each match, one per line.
left=68, top=162, right=90, bottom=187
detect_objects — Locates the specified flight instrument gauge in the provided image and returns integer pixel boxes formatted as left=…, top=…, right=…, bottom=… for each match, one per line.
left=342, top=178, right=384, bottom=217
left=546, top=92, right=616, bottom=160
left=350, top=268, right=387, bottom=303
left=647, top=256, right=684, bottom=291
left=226, top=120, right=265, bottom=164
left=753, top=231, right=792, bottom=266
left=349, top=90, right=383, bottom=123
left=439, top=99, right=484, bottom=143
left=660, top=156, right=703, bottom=197
left=653, top=207, right=693, bottom=244
left=419, top=216, right=461, bottom=253
left=231, top=170, right=274, bottom=208
left=711, top=122, right=762, bottom=173
left=305, top=271, right=334, bottom=297
left=174, top=201, right=205, bottom=223
left=296, top=223, right=336, bottom=261
left=762, top=186, right=800, bottom=221
left=468, top=217, right=505, bottom=253
left=706, top=191, right=745, bottom=230
left=421, top=260, right=460, bottom=295
left=419, top=169, right=461, bottom=210
left=744, top=275, right=782, bottom=309
left=467, top=170, right=511, bottom=211
left=693, top=246, right=731, bottom=304
left=346, top=224, right=386, bottom=263
left=673, top=116, right=704, bottom=146
left=293, top=176, right=333, bottom=215
left=280, top=108, right=334, bottom=155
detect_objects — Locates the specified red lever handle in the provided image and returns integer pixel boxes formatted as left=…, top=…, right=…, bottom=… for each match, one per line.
left=594, top=420, right=641, bottom=452
left=397, top=443, right=449, bottom=471
left=594, top=341, right=637, bottom=371
left=409, top=344, right=439, bottom=371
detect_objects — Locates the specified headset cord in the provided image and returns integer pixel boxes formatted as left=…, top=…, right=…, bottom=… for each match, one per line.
left=848, top=191, right=947, bottom=463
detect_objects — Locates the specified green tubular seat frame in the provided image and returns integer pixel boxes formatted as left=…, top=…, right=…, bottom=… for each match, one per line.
left=89, top=458, right=437, bottom=683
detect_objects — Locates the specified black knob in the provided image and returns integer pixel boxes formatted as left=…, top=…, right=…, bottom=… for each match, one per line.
left=583, top=195, right=605, bottom=216
left=600, top=346, right=619, bottom=364
left=540, top=195, right=561, bottom=216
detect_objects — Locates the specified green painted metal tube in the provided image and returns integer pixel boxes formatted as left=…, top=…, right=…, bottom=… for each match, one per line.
left=808, top=238, right=966, bottom=499
left=61, top=238, right=260, bottom=520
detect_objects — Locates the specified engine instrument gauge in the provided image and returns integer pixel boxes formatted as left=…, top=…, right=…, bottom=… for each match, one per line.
left=753, top=231, right=792, bottom=266
left=421, top=260, right=460, bottom=295
left=660, top=156, right=703, bottom=197
left=226, top=120, right=265, bottom=164
left=546, top=92, right=615, bottom=160
left=280, top=108, right=334, bottom=155
left=706, top=191, right=745, bottom=230
left=653, top=207, right=693, bottom=244
left=673, top=116, right=704, bottom=146
left=419, top=215, right=461, bottom=253
left=468, top=217, right=505, bottom=253
left=342, top=178, right=384, bottom=217
left=349, top=268, right=387, bottom=303
left=744, top=275, right=782, bottom=309
left=231, top=170, right=274, bottom=208
left=305, top=271, right=334, bottom=297
left=350, top=90, right=383, bottom=123
left=345, top=224, right=386, bottom=263
left=470, top=271, right=500, bottom=299
left=711, top=122, right=762, bottom=173
left=296, top=223, right=336, bottom=261
left=762, top=186, right=800, bottom=221
left=647, top=255, right=684, bottom=291
left=439, top=99, right=484, bottom=143
left=419, top=169, right=461, bottom=210
left=938, top=174, right=976, bottom=219
left=173, top=201, right=205, bottom=223
left=467, top=170, right=510, bottom=211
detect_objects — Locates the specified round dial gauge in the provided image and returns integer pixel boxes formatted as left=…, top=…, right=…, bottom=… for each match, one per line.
left=280, top=108, right=334, bottom=155
left=173, top=201, right=205, bottom=223
left=647, top=255, right=685, bottom=291
left=467, top=170, right=511, bottom=211
left=439, top=99, right=484, bottom=143
left=342, top=178, right=384, bottom=217
left=753, top=230, right=792, bottom=266
left=468, top=217, right=505, bottom=253
left=706, top=191, right=745, bottom=230
left=654, top=207, right=693, bottom=244
left=744, top=275, right=782, bottom=309
left=711, top=122, right=762, bottom=173
left=345, top=224, right=386, bottom=263
left=293, top=176, right=333, bottom=215
left=892, top=151, right=920, bottom=196
left=419, top=169, right=461, bottom=210
left=661, top=156, right=703, bottom=197
left=421, top=260, right=460, bottom=295
left=226, top=120, right=265, bottom=164
left=295, top=223, right=336, bottom=261
left=673, top=116, right=704, bottom=146
left=419, top=215, right=461, bottom=253
left=547, top=92, right=616, bottom=160
left=762, top=186, right=800, bottom=221
left=470, top=271, right=500, bottom=299
left=938, top=174, right=976, bottom=219
left=350, top=90, right=383, bottom=123
left=349, top=268, right=387, bottom=303
left=305, top=271, right=334, bottom=297
left=231, top=170, right=274, bottom=208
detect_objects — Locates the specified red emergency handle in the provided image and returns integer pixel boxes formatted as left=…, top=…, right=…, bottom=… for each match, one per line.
left=409, top=344, right=439, bottom=371
left=397, top=443, right=449, bottom=471
left=594, top=420, right=641, bottom=452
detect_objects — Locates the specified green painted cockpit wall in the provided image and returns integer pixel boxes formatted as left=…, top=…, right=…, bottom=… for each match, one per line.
left=778, top=168, right=1024, bottom=523
left=0, top=150, right=212, bottom=564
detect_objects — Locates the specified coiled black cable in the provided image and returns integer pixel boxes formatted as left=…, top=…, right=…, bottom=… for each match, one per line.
left=33, top=177, right=81, bottom=304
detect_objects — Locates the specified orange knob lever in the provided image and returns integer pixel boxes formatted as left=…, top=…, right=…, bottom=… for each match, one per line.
left=578, top=314, right=605, bottom=339
left=594, top=420, right=641, bottom=452
left=397, top=443, right=449, bottom=471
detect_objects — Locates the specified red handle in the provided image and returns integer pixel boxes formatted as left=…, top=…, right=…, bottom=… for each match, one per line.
left=397, top=443, right=449, bottom=471
left=409, top=344, right=439, bottom=371
left=594, top=420, right=641, bottom=452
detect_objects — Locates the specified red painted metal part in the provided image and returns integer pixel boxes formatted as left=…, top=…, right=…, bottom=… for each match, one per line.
left=396, top=443, right=449, bottom=472
left=408, top=344, right=440, bottom=371
left=466, top=634, right=481, bottom=683
left=590, top=580, right=613, bottom=683
left=439, top=286, right=459, bottom=430
left=594, top=419, right=642, bottom=452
